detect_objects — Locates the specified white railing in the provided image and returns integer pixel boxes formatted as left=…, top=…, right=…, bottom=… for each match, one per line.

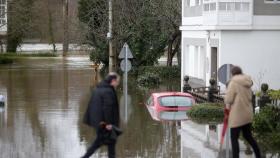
left=202, top=0, right=253, bottom=26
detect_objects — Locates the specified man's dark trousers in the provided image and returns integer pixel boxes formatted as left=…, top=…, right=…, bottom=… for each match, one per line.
left=82, top=128, right=116, bottom=158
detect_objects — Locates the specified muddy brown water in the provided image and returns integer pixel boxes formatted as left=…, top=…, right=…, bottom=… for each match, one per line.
left=0, top=57, right=263, bottom=158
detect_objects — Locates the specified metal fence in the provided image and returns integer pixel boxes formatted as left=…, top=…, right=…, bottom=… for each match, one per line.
left=183, top=76, right=279, bottom=110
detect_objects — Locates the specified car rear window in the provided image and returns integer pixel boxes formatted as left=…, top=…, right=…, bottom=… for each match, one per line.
left=159, top=96, right=193, bottom=107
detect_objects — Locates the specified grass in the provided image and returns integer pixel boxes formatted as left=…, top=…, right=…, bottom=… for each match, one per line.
left=0, top=52, right=59, bottom=64
left=0, top=52, right=58, bottom=57
left=0, top=52, right=58, bottom=64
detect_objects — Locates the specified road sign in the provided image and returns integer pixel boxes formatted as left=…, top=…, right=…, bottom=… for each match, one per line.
left=218, top=64, right=234, bottom=85
left=120, top=59, right=132, bottom=72
left=118, top=43, right=133, bottom=59
left=120, top=94, right=132, bottom=124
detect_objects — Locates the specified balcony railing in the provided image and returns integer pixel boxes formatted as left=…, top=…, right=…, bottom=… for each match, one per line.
left=202, top=0, right=253, bottom=26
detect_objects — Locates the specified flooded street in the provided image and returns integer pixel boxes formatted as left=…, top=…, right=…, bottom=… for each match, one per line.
left=0, top=57, right=180, bottom=158
left=0, top=57, right=258, bottom=158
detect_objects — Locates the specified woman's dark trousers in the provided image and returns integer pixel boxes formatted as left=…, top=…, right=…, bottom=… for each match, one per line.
left=82, top=129, right=116, bottom=158
left=230, top=123, right=261, bottom=158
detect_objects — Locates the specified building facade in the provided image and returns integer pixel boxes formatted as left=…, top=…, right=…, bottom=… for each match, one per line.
left=0, top=0, right=7, bottom=35
left=181, top=0, right=280, bottom=90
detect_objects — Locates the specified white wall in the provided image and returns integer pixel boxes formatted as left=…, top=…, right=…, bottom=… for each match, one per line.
left=181, top=31, right=208, bottom=87
left=220, top=30, right=280, bottom=90
left=253, top=16, right=280, bottom=30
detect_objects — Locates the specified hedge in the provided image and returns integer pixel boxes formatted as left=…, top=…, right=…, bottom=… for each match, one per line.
left=137, top=66, right=180, bottom=78
left=187, top=103, right=224, bottom=124
left=253, top=106, right=280, bottom=154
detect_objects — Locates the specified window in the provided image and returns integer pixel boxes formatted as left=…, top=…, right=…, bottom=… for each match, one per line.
left=241, top=3, right=250, bottom=11
left=190, top=0, right=196, bottom=7
left=188, top=0, right=201, bottom=7
left=228, top=2, right=235, bottom=11
left=159, top=96, right=193, bottom=107
left=0, top=0, right=5, bottom=5
left=210, top=3, right=216, bottom=11
left=219, top=2, right=227, bottom=11
left=204, top=3, right=210, bottom=11
left=219, top=2, right=250, bottom=11
left=204, top=3, right=216, bottom=12
left=265, top=0, right=280, bottom=3
left=0, top=0, right=6, bottom=25
left=235, top=2, right=241, bottom=11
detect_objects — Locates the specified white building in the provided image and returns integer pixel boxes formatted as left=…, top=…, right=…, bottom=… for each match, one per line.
left=0, top=0, right=7, bottom=35
left=181, top=0, right=280, bottom=90
left=180, top=121, right=254, bottom=158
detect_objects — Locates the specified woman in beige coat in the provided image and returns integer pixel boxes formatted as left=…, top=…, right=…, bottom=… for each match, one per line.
left=225, top=66, right=261, bottom=158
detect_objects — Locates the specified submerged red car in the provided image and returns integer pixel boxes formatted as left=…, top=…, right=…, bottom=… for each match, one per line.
left=145, top=92, right=195, bottom=121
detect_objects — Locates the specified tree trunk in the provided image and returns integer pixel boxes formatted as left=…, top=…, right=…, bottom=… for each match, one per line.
left=167, top=30, right=181, bottom=66
left=173, top=35, right=181, bottom=65
left=62, top=0, right=69, bottom=57
left=177, top=45, right=181, bottom=68
left=6, top=1, right=18, bottom=53
left=47, top=0, right=56, bottom=53
left=167, top=41, right=173, bottom=66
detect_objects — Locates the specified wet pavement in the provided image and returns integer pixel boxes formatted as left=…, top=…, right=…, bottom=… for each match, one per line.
left=0, top=57, right=265, bottom=158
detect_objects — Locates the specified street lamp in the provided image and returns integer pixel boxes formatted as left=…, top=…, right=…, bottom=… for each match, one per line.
left=108, top=0, right=114, bottom=72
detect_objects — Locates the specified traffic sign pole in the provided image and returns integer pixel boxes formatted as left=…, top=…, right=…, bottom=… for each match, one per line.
left=125, top=44, right=128, bottom=121
left=119, top=43, right=133, bottom=123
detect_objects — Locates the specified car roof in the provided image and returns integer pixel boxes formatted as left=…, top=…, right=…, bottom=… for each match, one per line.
left=152, top=92, right=193, bottom=98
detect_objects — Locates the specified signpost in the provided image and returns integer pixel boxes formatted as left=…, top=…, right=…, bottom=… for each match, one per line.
left=119, top=43, right=133, bottom=124
left=218, top=64, right=234, bottom=85
left=218, top=64, right=234, bottom=158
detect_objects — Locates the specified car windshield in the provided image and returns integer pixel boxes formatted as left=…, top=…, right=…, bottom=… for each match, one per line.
left=159, top=96, right=193, bottom=107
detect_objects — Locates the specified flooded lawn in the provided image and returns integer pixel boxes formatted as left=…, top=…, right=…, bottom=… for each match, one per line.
left=0, top=57, right=272, bottom=158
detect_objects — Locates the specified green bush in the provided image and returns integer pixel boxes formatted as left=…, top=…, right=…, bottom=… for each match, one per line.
left=256, top=89, right=280, bottom=100
left=187, top=103, right=224, bottom=124
left=253, top=106, right=280, bottom=153
left=136, top=73, right=161, bottom=87
left=0, top=57, right=13, bottom=64
left=268, top=90, right=280, bottom=100
left=253, top=106, right=280, bottom=134
left=137, top=66, right=180, bottom=78
left=135, top=66, right=180, bottom=87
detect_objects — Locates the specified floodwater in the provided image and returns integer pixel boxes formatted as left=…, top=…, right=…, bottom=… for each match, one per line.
left=0, top=57, right=263, bottom=158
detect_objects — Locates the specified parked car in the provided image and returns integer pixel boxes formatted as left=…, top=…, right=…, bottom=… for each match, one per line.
left=145, top=92, right=195, bottom=121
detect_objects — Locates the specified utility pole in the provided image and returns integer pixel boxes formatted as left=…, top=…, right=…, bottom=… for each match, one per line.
left=63, top=0, right=69, bottom=57
left=108, top=0, right=114, bottom=72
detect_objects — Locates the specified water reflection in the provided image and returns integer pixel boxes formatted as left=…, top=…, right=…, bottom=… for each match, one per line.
left=0, top=58, right=261, bottom=158
left=0, top=87, right=7, bottom=128
left=0, top=58, right=182, bottom=158
left=147, top=107, right=189, bottom=122
left=0, top=58, right=93, bottom=157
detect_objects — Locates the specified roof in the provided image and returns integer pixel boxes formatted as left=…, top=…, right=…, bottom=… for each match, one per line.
left=152, top=92, right=193, bottom=98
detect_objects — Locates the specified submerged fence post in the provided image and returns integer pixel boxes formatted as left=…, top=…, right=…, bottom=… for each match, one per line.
left=183, top=76, right=192, bottom=93
left=208, top=78, right=218, bottom=102
left=252, top=94, right=256, bottom=113
left=258, top=83, right=271, bottom=109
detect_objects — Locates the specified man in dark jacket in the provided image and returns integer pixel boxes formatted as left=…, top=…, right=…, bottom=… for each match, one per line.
left=82, top=72, right=120, bottom=158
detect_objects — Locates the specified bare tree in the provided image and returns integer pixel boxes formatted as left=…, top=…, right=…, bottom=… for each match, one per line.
left=62, top=0, right=69, bottom=56
left=6, top=0, right=37, bottom=52
left=151, top=0, right=181, bottom=66
left=78, top=0, right=181, bottom=67
left=47, top=0, right=56, bottom=52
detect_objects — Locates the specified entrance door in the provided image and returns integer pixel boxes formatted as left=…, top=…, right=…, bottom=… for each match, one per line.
left=211, top=47, right=218, bottom=81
